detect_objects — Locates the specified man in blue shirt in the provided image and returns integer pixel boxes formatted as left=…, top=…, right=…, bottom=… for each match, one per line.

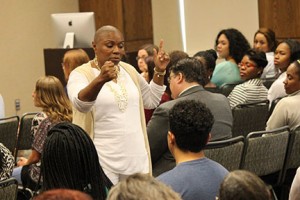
left=157, top=99, right=229, bottom=200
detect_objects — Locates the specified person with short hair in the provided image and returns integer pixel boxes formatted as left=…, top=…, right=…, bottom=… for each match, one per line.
left=107, top=173, right=182, bottom=200
left=147, top=57, right=232, bottom=176
left=193, top=49, right=218, bottom=88
left=157, top=100, right=229, bottom=200
left=218, top=170, right=271, bottom=200
left=67, top=25, right=170, bottom=184
left=228, top=49, right=268, bottom=108
left=62, top=49, right=90, bottom=82
left=42, top=122, right=112, bottom=200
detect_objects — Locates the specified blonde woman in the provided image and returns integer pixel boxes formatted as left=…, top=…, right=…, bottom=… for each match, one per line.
left=12, top=76, right=72, bottom=191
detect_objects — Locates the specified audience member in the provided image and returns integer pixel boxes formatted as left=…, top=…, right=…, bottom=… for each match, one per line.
left=12, top=76, right=72, bottom=191
left=62, top=49, right=90, bottom=82
left=143, top=56, right=155, bottom=83
left=107, top=173, right=182, bottom=200
left=164, top=50, right=189, bottom=100
left=228, top=49, right=268, bottom=108
left=157, top=100, right=228, bottom=200
left=0, top=143, right=14, bottom=181
left=218, top=170, right=271, bottom=200
left=289, top=167, right=300, bottom=200
left=34, top=189, right=93, bottom=200
left=147, top=58, right=232, bottom=176
left=194, top=49, right=218, bottom=88
left=267, top=58, right=300, bottom=131
left=211, top=28, right=250, bottom=87
left=268, top=39, right=300, bottom=105
left=253, top=27, right=279, bottom=79
left=144, top=50, right=188, bottom=124
left=67, top=25, right=169, bottom=184
left=42, top=122, right=112, bottom=200
left=0, top=94, right=4, bottom=118
left=136, top=43, right=159, bottom=75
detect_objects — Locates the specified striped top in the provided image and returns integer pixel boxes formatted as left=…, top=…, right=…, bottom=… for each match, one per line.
left=228, top=79, right=268, bottom=109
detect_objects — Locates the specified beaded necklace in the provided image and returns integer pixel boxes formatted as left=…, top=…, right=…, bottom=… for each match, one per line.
left=94, top=58, right=128, bottom=112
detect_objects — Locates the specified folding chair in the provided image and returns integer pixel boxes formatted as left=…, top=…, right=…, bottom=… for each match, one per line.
left=0, top=116, right=19, bottom=156
left=232, top=100, right=269, bottom=137
left=0, top=177, right=18, bottom=200
left=204, top=136, right=245, bottom=171
left=219, top=83, right=240, bottom=97
left=241, top=126, right=290, bottom=187
left=15, top=112, right=37, bottom=160
left=281, top=125, right=300, bottom=185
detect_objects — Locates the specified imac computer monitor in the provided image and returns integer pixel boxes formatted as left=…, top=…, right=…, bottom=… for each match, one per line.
left=51, top=12, right=96, bottom=48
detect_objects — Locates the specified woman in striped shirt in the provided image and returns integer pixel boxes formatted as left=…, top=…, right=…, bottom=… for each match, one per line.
left=228, top=49, right=268, bottom=108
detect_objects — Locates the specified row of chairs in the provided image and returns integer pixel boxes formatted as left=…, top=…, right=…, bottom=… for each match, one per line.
left=0, top=112, right=37, bottom=161
left=204, top=125, right=300, bottom=188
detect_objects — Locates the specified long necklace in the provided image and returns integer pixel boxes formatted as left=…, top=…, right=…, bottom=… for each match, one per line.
left=107, top=68, right=128, bottom=112
left=94, top=57, right=128, bottom=112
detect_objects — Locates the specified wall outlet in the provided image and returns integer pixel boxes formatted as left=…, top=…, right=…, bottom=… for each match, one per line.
left=15, top=99, right=20, bottom=111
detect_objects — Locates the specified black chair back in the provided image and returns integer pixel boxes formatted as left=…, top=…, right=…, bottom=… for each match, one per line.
left=241, top=126, right=290, bottom=186
left=0, top=177, right=18, bottom=200
left=232, top=100, right=269, bottom=137
left=204, top=136, right=245, bottom=171
left=15, top=112, right=37, bottom=160
left=0, top=116, right=19, bottom=156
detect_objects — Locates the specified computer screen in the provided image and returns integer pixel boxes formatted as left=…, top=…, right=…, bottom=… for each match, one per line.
left=51, top=12, right=96, bottom=48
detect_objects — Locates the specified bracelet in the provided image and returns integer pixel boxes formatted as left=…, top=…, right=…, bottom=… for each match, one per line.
left=154, top=67, right=166, bottom=77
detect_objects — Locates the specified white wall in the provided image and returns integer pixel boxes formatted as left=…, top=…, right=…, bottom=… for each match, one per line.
left=152, top=0, right=259, bottom=56
left=0, top=0, right=79, bottom=116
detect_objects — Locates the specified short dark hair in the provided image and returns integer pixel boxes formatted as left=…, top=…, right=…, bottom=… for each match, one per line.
left=193, top=49, right=217, bottom=72
left=170, top=57, right=206, bottom=86
left=215, top=28, right=251, bottom=63
left=169, top=100, right=214, bottom=152
left=291, top=58, right=300, bottom=78
left=244, top=49, right=268, bottom=69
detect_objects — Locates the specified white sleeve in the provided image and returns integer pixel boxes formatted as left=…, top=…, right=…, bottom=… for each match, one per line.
left=138, top=74, right=166, bottom=109
left=67, top=70, right=96, bottom=113
left=289, top=167, right=300, bottom=200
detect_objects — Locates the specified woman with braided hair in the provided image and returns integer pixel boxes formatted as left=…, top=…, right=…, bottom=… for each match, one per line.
left=12, top=76, right=72, bottom=191
left=41, top=122, right=113, bottom=200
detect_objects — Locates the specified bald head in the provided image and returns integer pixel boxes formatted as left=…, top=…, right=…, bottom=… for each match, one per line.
left=94, top=25, right=123, bottom=43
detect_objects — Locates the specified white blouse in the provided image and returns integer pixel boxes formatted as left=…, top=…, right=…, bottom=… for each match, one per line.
left=67, top=62, right=165, bottom=175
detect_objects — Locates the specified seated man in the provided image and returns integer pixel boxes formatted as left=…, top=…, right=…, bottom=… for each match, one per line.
left=157, top=100, right=229, bottom=200
left=147, top=58, right=233, bottom=176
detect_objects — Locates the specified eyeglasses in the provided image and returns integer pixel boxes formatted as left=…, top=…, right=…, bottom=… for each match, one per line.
left=168, top=74, right=176, bottom=83
left=238, top=62, right=256, bottom=68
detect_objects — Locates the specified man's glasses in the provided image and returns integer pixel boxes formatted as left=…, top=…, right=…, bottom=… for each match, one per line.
left=168, top=74, right=176, bottom=83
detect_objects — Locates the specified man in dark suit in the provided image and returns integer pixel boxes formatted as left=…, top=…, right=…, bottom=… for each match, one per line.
left=147, top=57, right=233, bottom=176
